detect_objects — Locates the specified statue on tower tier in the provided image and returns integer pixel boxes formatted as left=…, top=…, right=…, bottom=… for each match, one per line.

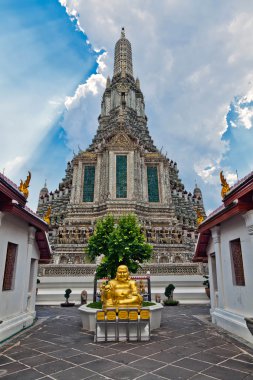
left=100, top=265, right=143, bottom=310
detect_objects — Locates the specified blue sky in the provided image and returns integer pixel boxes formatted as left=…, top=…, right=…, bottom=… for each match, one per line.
left=1, top=0, right=253, bottom=214
left=0, top=0, right=99, bottom=204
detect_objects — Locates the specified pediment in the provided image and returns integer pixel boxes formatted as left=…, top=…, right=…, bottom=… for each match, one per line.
left=108, top=132, right=135, bottom=149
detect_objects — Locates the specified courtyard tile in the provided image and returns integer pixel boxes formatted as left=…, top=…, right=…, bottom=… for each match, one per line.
left=0, top=355, right=14, bottom=366
left=48, top=347, right=82, bottom=359
left=190, top=351, right=227, bottom=364
left=172, top=357, right=212, bottom=372
left=81, top=358, right=122, bottom=373
left=235, top=353, right=253, bottom=364
left=65, top=352, right=99, bottom=364
left=0, top=368, right=46, bottom=380
left=106, top=352, right=142, bottom=364
left=75, top=344, right=119, bottom=357
left=34, top=359, right=75, bottom=375
left=137, top=374, right=168, bottom=380
left=129, top=357, right=166, bottom=372
left=104, top=364, right=144, bottom=379
left=52, top=366, right=96, bottom=380
left=1, top=305, right=253, bottom=380
left=219, top=358, right=253, bottom=373
left=20, top=353, right=57, bottom=366
left=153, top=363, right=196, bottom=379
left=203, top=364, right=248, bottom=380
left=0, top=361, right=28, bottom=376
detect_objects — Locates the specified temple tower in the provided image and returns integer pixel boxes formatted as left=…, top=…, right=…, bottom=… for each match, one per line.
left=37, top=28, right=205, bottom=268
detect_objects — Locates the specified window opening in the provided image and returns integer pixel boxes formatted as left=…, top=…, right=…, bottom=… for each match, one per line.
left=147, top=166, right=159, bottom=202
left=116, top=155, right=127, bottom=198
left=2, top=243, right=18, bottom=291
left=230, top=239, right=245, bottom=286
left=83, top=166, right=95, bottom=202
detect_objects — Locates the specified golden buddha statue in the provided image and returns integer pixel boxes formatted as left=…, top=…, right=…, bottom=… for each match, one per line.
left=101, top=265, right=143, bottom=310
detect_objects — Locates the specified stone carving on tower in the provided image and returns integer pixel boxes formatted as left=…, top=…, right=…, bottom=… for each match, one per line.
left=37, top=28, right=206, bottom=268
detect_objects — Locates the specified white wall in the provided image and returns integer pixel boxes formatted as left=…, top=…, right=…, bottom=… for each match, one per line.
left=0, top=212, right=40, bottom=342
left=207, top=213, right=253, bottom=343
left=220, top=215, right=253, bottom=315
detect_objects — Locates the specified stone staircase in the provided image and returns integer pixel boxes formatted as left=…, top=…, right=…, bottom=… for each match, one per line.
left=36, top=264, right=209, bottom=305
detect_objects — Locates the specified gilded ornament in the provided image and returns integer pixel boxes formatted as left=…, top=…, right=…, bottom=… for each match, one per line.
left=144, top=153, right=161, bottom=159
left=43, top=206, right=51, bottom=224
left=220, top=171, right=230, bottom=199
left=100, top=265, right=143, bottom=310
left=81, top=152, right=97, bottom=159
left=196, top=209, right=204, bottom=225
left=110, top=133, right=132, bottom=148
left=18, top=171, right=31, bottom=199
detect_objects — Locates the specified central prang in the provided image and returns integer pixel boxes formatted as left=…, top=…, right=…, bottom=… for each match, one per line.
left=100, top=265, right=143, bottom=310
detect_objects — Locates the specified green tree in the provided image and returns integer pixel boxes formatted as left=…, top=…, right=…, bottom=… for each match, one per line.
left=87, top=214, right=152, bottom=279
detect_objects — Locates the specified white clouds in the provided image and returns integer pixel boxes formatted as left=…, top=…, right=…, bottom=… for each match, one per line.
left=236, top=105, right=253, bottom=129
left=226, top=172, right=238, bottom=185
left=3, top=156, right=27, bottom=177
left=194, top=162, right=217, bottom=184
left=227, top=13, right=253, bottom=65
left=64, top=51, right=107, bottom=113
left=58, top=0, right=253, bottom=211
left=233, top=86, right=253, bottom=130
left=62, top=72, right=106, bottom=148
left=65, top=73, right=106, bottom=110
left=62, top=52, right=107, bottom=148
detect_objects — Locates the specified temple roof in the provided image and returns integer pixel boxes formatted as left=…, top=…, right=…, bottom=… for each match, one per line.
left=193, top=170, right=253, bottom=262
left=0, top=172, right=51, bottom=262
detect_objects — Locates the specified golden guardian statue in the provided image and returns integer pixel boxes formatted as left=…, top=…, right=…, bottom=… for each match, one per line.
left=18, top=171, right=31, bottom=199
left=220, top=171, right=230, bottom=199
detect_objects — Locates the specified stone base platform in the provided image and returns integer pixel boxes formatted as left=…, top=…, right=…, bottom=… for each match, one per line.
left=0, top=311, right=36, bottom=343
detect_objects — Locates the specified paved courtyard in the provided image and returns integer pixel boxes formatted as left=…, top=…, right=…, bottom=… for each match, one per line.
left=1, top=304, right=253, bottom=380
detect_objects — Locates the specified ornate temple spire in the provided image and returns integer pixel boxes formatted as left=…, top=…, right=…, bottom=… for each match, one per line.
left=88, top=28, right=157, bottom=152
left=113, top=27, right=133, bottom=78
left=106, top=76, right=111, bottom=88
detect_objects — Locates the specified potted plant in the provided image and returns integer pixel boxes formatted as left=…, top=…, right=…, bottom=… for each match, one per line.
left=61, top=288, right=75, bottom=307
left=203, top=275, right=210, bottom=298
left=163, top=284, right=179, bottom=306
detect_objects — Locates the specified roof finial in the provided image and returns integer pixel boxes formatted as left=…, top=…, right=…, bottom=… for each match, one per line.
left=220, top=171, right=230, bottom=199
left=121, top=27, right=125, bottom=38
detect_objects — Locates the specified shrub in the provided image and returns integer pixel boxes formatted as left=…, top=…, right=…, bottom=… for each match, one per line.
left=203, top=275, right=209, bottom=289
left=142, top=301, right=156, bottom=307
left=64, top=289, right=72, bottom=303
left=164, top=284, right=175, bottom=299
left=87, top=301, right=103, bottom=309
